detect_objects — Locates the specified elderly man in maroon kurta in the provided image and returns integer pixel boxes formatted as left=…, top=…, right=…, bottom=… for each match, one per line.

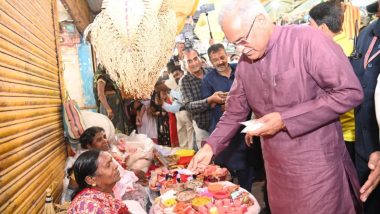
left=188, top=0, right=364, bottom=213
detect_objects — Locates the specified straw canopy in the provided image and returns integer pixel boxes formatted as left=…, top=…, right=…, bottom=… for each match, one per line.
left=86, top=0, right=177, bottom=99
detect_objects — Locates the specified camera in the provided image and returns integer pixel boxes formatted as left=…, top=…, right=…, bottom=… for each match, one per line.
left=184, top=37, right=193, bottom=48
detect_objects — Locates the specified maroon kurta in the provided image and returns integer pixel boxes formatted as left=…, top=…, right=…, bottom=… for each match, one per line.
left=207, top=25, right=363, bottom=213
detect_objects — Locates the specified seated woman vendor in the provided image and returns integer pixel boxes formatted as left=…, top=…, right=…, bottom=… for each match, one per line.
left=74, top=126, right=149, bottom=210
left=68, top=150, right=130, bottom=214
left=80, top=126, right=146, bottom=182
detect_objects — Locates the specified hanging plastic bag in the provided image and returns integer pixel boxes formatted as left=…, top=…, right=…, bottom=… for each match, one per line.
left=112, top=131, right=154, bottom=172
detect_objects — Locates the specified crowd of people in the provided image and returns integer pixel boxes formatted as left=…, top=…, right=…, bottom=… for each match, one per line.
left=65, top=0, right=380, bottom=213
left=190, top=0, right=380, bottom=214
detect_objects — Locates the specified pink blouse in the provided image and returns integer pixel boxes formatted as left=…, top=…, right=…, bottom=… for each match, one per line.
left=67, top=188, right=129, bottom=214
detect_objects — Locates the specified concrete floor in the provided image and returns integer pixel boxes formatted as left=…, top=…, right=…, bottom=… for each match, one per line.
left=251, top=181, right=268, bottom=214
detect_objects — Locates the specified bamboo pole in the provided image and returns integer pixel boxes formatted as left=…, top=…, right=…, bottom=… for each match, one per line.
left=0, top=53, right=58, bottom=81
left=0, top=24, right=57, bottom=66
left=0, top=114, right=61, bottom=139
left=0, top=67, right=58, bottom=89
left=0, top=37, right=59, bottom=73
left=0, top=121, right=61, bottom=154
left=0, top=0, right=56, bottom=49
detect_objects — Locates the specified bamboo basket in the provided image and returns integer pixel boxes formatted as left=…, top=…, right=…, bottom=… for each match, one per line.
left=85, top=0, right=177, bottom=99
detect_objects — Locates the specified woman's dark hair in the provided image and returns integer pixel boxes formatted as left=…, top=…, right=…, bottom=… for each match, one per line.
left=71, top=150, right=100, bottom=200
left=79, top=126, right=105, bottom=149
left=230, top=54, right=239, bottom=61
left=166, top=61, right=182, bottom=74
left=154, top=80, right=169, bottom=93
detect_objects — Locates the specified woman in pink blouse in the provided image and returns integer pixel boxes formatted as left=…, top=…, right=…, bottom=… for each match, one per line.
left=67, top=150, right=130, bottom=214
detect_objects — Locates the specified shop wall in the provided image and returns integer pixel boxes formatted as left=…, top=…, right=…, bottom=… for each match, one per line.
left=60, top=22, right=96, bottom=111
left=0, top=0, right=66, bottom=212
left=78, top=38, right=96, bottom=110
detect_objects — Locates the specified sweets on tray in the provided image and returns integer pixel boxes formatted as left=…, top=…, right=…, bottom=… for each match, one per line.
left=149, top=165, right=230, bottom=192
left=150, top=181, right=258, bottom=214
left=177, top=190, right=197, bottom=202
left=202, top=165, right=229, bottom=182
left=153, top=146, right=196, bottom=168
left=185, top=180, right=204, bottom=190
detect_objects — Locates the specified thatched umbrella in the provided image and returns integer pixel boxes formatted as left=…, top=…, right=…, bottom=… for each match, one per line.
left=85, top=0, right=177, bottom=99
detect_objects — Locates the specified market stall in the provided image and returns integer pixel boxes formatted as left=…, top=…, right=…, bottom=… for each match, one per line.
left=113, top=133, right=262, bottom=213
left=148, top=165, right=260, bottom=214
left=138, top=145, right=260, bottom=214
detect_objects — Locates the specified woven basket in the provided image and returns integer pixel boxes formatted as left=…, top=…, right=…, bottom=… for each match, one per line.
left=87, top=0, right=177, bottom=99
left=106, top=0, right=145, bottom=39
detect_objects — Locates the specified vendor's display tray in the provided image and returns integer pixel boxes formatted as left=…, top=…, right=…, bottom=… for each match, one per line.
left=149, top=165, right=230, bottom=193
left=149, top=181, right=260, bottom=214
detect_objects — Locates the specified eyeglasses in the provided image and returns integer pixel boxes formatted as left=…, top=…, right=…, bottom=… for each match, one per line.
left=233, top=16, right=257, bottom=49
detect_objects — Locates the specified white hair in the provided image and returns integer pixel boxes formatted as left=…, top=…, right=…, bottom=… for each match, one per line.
left=218, top=0, right=268, bottom=25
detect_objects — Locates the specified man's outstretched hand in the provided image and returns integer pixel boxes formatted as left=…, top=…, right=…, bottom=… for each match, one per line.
left=187, top=144, right=214, bottom=173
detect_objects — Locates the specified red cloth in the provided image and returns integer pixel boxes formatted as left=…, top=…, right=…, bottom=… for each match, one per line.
left=167, top=99, right=179, bottom=147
